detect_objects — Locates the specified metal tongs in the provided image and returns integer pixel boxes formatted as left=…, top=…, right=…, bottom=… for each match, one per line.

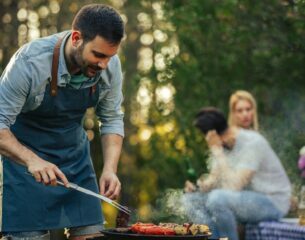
left=25, top=172, right=131, bottom=215
left=56, top=180, right=131, bottom=215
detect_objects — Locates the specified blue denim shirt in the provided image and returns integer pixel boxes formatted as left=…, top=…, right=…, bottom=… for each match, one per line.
left=0, top=31, right=124, bottom=137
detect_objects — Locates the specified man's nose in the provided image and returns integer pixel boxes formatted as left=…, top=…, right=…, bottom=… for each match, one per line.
left=98, top=59, right=110, bottom=69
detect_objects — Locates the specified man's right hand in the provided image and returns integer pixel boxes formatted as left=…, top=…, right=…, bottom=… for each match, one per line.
left=0, top=129, right=69, bottom=187
left=27, top=158, right=69, bottom=187
left=184, top=180, right=197, bottom=193
left=205, top=130, right=222, bottom=149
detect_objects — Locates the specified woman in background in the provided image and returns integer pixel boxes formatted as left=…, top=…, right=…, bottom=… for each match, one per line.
left=228, top=90, right=259, bottom=131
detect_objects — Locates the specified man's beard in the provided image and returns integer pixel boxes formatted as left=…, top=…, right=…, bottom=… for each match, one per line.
left=72, top=45, right=102, bottom=77
left=80, top=64, right=102, bottom=78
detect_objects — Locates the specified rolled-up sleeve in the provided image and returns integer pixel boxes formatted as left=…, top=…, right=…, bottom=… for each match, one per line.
left=95, top=56, right=124, bottom=137
left=0, top=54, right=31, bottom=129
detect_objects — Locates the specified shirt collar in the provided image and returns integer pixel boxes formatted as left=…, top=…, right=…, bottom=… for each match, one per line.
left=58, top=31, right=72, bottom=86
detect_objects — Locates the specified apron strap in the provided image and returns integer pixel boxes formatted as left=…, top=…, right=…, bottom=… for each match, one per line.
left=51, top=37, right=64, bottom=97
left=90, top=84, right=97, bottom=95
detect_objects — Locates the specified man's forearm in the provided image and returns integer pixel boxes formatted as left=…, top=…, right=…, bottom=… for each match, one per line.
left=210, top=149, right=241, bottom=189
left=211, top=149, right=253, bottom=190
left=0, top=129, right=69, bottom=185
left=0, top=128, right=39, bottom=166
left=101, top=134, right=123, bottom=173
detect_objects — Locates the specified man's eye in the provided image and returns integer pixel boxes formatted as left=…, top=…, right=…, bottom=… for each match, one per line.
left=93, top=52, right=107, bottom=58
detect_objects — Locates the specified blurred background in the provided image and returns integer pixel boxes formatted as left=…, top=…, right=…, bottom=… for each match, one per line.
left=1, top=0, right=305, bottom=231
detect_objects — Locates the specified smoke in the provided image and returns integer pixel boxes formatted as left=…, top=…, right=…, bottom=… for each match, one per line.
left=149, top=189, right=188, bottom=223
left=149, top=188, right=211, bottom=224
left=180, top=191, right=212, bottom=224
left=163, top=189, right=186, bottom=216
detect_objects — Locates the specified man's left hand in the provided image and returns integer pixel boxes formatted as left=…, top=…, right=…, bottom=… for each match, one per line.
left=99, top=171, right=121, bottom=200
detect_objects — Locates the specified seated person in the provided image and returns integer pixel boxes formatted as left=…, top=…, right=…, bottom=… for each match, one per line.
left=184, top=107, right=291, bottom=240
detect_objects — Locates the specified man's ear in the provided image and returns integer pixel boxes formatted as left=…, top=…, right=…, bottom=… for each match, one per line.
left=71, top=30, right=82, bottom=47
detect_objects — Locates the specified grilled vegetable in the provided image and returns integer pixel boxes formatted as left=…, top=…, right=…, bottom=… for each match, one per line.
left=173, top=225, right=188, bottom=235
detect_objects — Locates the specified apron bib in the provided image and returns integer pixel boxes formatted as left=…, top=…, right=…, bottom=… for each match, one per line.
left=2, top=37, right=103, bottom=231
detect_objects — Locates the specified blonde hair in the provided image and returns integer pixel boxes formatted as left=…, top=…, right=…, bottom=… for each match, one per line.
left=228, top=90, right=259, bottom=131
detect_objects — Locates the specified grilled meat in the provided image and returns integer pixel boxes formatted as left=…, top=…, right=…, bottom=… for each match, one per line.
left=130, top=222, right=211, bottom=236
left=115, top=209, right=130, bottom=227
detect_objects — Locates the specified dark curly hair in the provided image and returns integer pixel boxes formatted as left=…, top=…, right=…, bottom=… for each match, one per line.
left=72, top=4, right=124, bottom=45
left=194, top=107, right=228, bottom=135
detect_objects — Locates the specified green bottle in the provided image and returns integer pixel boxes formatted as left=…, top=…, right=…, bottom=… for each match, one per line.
left=185, top=157, right=197, bottom=183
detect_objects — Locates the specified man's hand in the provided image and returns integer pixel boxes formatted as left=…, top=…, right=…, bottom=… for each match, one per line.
left=184, top=180, right=197, bottom=193
left=100, top=134, right=123, bottom=200
left=196, top=177, right=211, bottom=192
left=205, top=130, right=222, bottom=149
left=27, top=158, right=69, bottom=187
left=195, top=173, right=218, bottom=192
left=205, top=130, right=224, bottom=156
left=0, top=129, right=69, bottom=187
left=99, top=170, right=121, bottom=200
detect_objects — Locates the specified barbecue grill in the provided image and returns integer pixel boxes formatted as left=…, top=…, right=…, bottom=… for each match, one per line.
left=85, top=229, right=211, bottom=240
left=85, top=210, right=212, bottom=239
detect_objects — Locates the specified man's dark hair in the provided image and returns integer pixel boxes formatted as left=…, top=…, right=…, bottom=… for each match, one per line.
left=72, top=4, right=124, bottom=45
left=194, top=107, right=228, bottom=135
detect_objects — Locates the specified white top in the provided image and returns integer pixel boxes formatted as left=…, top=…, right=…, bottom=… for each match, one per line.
left=224, top=129, right=291, bottom=214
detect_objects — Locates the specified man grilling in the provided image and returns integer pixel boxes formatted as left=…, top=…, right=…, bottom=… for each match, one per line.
left=184, top=107, right=291, bottom=240
left=0, top=4, right=124, bottom=240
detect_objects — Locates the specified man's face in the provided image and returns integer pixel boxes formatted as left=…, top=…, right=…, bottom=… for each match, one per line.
left=72, top=32, right=119, bottom=78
